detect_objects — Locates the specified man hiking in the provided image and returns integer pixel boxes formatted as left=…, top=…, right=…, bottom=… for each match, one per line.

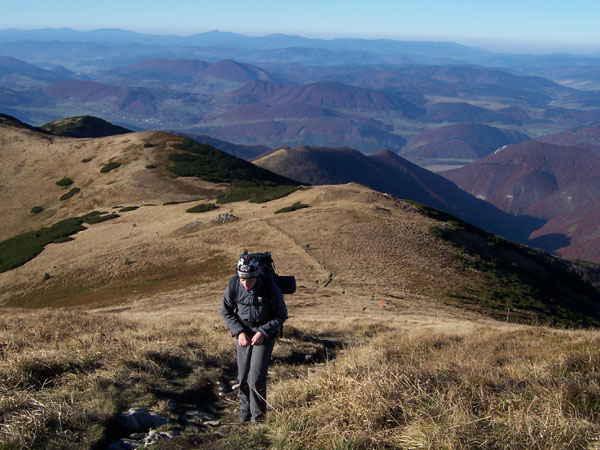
left=221, top=254, right=288, bottom=424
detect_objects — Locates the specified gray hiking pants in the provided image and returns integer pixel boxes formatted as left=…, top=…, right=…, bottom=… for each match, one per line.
left=237, top=335, right=276, bottom=421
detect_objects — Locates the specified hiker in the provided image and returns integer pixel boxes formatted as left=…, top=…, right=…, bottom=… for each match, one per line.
left=221, top=255, right=288, bottom=424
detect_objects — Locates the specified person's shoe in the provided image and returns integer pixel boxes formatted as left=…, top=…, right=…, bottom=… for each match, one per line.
left=251, top=414, right=266, bottom=425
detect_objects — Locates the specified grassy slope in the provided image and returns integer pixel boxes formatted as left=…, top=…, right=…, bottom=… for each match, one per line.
left=2, top=184, right=600, bottom=449
left=0, top=125, right=299, bottom=242
left=2, top=116, right=600, bottom=449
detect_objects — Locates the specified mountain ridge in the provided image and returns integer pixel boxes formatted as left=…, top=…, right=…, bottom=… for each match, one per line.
left=401, top=122, right=530, bottom=160
left=253, top=144, right=542, bottom=244
left=441, top=140, right=600, bottom=260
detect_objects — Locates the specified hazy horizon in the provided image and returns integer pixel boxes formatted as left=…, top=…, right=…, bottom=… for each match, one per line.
left=2, top=0, right=600, bottom=55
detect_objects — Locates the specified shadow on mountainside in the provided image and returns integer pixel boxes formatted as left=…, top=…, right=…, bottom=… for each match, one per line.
left=422, top=205, right=600, bottom=327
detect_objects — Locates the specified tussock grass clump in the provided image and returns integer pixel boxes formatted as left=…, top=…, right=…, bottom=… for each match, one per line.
left=55, top=177, right=74, bottom=187
left=269, top=327, right=600, bottom=449
left=186, top=203, right=218, bottom=213
left=59, top=187, right=80, bottom=201
left=100, top=161, right=121, bottom=173
left=275, top=201, right=310, bottom=214
left=0, top=311, right=233, bottom=449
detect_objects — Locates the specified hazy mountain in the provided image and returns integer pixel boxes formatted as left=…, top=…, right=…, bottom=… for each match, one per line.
left=253, top=145, right=541, bottom=243
left=441, top=141, right=600, bottom=259
left=538, top=121, right=600, bottom=154
left=3, top=27, right=600, bottom=82
left=528, top=199, right=600, bottom=261
left=422, top=102, right=530, bottom=125
left=0, top=55, right=69, bottom=88
left=401, top=123, right=530, bottom=159
left=230, top=80, right=424, bottom=116
left=280, top=64, right=574, bottom=107
left=95, top=58, right=286, bottom=89
left=189, top=116, right=408, bottom=153
left=1, top=54, right=598, bottom=154
left=44, top=80, right=159, bottom=114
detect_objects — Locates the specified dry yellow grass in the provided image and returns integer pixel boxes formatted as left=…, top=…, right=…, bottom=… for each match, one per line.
left=268, top=326, right=600, bottom=449
left=0, top=124, right=223, bottom=241
left=0, top=310, right=235, bottom=448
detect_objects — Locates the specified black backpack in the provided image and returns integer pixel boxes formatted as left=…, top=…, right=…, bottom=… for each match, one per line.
left=240, top=251, right=296, bottom=294
left=238, top=251, right=294, bottom=339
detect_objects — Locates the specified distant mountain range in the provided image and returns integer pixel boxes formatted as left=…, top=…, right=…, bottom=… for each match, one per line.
left=1, top=28, right=600, bottom=75
left=537, top=122, right=600, bottom=154
left=441, top=140, right=600, bottom=260
left=3, top=53, right=600, bottom=153
left=401, top=123, right=530, bottom=160
left=2, top=28, right=600, bottom=263
left=253, top=145, right=541, bottom=243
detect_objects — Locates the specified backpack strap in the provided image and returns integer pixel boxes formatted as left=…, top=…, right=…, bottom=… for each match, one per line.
left=229, top=275, right=239, bottom=310
left=262, top=276, right=284, bottom=339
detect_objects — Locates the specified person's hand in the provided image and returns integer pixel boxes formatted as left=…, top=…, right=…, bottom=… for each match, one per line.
left=251, top=331, right=264, bottom=346
left=238, top=332, right=250, bottom=347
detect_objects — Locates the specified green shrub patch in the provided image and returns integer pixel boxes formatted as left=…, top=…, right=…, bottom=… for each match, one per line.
left=100, top=161, right=121, bottom=173
left=56, top=177, right=74, bottom=187
left=275, top=201, right=310, bottom=214
left=186, top=203, right=218, bottom=213
left=119, top=206, right=139, bottom=213
left=163, top=200, right=196, bottom=206
left=59, top=187, right=80, bottom=201
left=30, top=206, right=44, bottom=214
left=218, top=184, right=300, bottom=204
left=84, top=213, right=120, bottom=224
left=0, top=211, right=124, bottom=273
left=167, top=139, right=299, bottom=186
left=81, top=157, right=93, bottom=163
left=82, top=211, right=106, bottom=219
left=0, top=218, right=85, bottom=273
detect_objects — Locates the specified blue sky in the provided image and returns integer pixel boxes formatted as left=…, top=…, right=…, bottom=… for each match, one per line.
left=2, top=0, right=599, bottom=53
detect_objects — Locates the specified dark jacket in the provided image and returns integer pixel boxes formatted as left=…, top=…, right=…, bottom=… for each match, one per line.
left=221, top=275, right=288, bottom=339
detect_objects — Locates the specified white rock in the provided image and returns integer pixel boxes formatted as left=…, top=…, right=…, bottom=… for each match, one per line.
left=119, top=408, right=168, bottom=430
